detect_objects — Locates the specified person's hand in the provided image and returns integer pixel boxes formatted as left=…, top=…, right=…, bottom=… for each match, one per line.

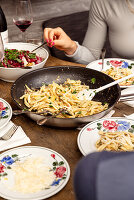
left=44, top=27, right=77, bottom=55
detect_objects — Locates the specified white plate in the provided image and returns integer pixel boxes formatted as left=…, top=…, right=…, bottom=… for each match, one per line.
left=0, top=146, right=70, bottom=200
left=0, top=98, right=12, bottom=129
left=86, top=58, right=134, bottom=88
left=77, top=117, right=134, bottom=156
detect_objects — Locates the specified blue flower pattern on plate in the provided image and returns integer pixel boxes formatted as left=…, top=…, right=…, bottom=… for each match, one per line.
left=51, top=179, right=61, bottom=186
left=121, top=61, right=129, bottom=68
left=1, top=110, right=6, bottom=117
left=117, top=121, right=131, bottom=131
left=1, top=156, right=14, bottom=165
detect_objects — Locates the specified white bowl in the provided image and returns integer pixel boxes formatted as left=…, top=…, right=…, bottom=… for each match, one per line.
left=0, top=42, right=49, bottom=82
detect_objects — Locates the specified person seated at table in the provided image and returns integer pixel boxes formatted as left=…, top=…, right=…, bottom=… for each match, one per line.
left=73, top=151, right=134, bottom=200
left=44, top=0, right=134, bottom=65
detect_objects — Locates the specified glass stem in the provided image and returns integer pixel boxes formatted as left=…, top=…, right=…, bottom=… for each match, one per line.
left=22, top=31, right=26, bottom=43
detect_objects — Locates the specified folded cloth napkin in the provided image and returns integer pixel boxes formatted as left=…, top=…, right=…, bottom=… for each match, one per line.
left=0, top=121, right=31, bottom=152
left=121, top=86, right=134, bottom=108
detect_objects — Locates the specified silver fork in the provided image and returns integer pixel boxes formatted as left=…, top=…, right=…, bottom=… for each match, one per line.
left=0, top=124, right=18, bottom=140
left=101, top=48, right=106, bottom=70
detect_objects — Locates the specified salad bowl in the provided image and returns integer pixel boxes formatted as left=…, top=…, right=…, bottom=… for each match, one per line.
left=0, top=42, right=49, bottom=82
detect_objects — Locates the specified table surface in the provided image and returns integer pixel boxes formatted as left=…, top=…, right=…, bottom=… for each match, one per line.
left=0, top=56, right=134, bottom=200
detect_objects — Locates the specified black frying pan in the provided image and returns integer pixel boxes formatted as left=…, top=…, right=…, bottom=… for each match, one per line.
left=11, top=66, right=121, bottom=128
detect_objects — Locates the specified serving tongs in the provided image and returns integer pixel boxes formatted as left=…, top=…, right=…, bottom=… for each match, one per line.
left=13, top=108, right=71, bottom=125
left=37, top=108, right=72, bottom=125
left=13, top=109, right=52, bottom=116
left=31, top=41, right=47, bottom=52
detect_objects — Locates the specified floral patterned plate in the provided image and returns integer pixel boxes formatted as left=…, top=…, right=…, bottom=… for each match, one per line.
left=0, top=146, right=70, bottom=200
left=86, top=58, right=134, bottom=88
left=0, top=98, right=12, bottom=129
left=77, top=117, right=134, bottom=156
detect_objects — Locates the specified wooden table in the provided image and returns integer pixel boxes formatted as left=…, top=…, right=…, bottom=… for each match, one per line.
left=0, top=56, right=134, bottom=200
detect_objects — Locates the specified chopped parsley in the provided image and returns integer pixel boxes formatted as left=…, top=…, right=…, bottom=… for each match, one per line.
left=28, top=53, right=36, bottom=59
left=49, top=105, right=53, bottom=107
left=91, top=78, right=96, bottom=84
left=72, top=89, right=77, bottom=94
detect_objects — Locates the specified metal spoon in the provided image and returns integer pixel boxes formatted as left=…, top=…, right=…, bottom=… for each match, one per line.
left=37, top=108, right=71, bottom=125
left=77, top=73, right=134, bottom=101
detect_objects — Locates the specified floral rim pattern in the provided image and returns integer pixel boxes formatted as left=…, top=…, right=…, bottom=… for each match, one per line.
left=0, top=146, right=70, bottom=200
left=98, top=59, right=134, bottom=69
left=87, top=119, right=134, bottom=133
left=0, top=101, right=9, bottom=119
left=0, top=98, right=12, bottom=130
left=0, top=153, right=67, bottom=187
left=77, top=117, right=134, bottom=156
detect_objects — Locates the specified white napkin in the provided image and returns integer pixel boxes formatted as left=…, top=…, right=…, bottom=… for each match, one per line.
left=0, top=121, right=31, bottom=152
left=124, top=113, right=134, bottom=120
left=121, top=86, right=134, bottom=107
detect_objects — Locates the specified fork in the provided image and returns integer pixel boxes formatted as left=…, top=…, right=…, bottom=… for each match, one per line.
left=101, top=48, right=106, bottom=70
left=0, top=124, right=18, bottom=140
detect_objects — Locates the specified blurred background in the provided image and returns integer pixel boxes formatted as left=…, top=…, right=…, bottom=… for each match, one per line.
left=0, top=0, right=91, bottom=43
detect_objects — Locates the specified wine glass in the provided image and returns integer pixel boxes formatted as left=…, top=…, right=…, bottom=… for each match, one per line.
left=13, top=0, right=33, bottom=42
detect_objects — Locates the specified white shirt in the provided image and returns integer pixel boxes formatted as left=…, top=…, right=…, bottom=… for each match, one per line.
left=68, top=0, right=134, bottom=64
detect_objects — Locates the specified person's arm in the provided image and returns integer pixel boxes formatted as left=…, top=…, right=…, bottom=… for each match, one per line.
left=67, top=0, right=108, bottom=64
left=44, top=0, right=107, bottom=64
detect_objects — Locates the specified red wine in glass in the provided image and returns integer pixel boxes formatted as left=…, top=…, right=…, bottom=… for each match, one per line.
left=14, top=20, right=32, bottom=32
left=13, top=0, right=33, bottom=42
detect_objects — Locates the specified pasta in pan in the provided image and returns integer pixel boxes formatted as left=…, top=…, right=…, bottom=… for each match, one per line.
left=96, top=130, right=134, bottom=151
left=20, top=79, right=108, bottom=118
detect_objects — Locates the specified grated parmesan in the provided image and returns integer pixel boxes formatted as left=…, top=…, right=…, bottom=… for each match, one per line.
left=12, top=157, right=56, bottom=193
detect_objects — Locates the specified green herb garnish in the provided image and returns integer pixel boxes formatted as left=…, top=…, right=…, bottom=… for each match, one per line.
left=72, top=90, right=77, bottom=94
left=91, top=78, right=96, bottom=84
left=28, top=53, right=36, bottom=59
